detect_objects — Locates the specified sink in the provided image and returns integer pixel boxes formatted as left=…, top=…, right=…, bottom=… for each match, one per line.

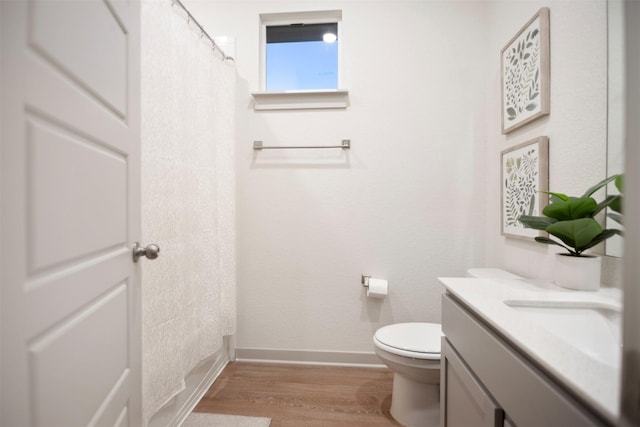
left=503, top=299, right=622, bottom=367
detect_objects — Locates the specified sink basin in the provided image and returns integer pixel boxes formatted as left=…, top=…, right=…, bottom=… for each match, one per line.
left=503, top=299, right=622, bottom=367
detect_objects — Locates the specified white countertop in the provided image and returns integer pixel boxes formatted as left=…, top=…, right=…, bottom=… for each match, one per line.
left=439, top=276, right=622, bottom=424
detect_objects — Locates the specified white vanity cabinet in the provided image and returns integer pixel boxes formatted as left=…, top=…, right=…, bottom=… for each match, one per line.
left=440, top=293, right=612, bottom=427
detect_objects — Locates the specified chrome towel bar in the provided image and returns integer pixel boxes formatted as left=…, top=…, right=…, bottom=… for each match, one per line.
left=253, top=139, right=351, bottom=150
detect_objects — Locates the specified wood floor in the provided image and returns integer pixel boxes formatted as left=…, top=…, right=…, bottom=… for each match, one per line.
left=193, top=362, right=402, bottom=427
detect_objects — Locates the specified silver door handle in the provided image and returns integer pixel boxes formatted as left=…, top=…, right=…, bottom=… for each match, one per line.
left=133, top=242, right=160, bottom=262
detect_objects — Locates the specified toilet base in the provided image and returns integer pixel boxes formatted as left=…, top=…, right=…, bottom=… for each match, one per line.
left=390, top=373, right=440, bottom=427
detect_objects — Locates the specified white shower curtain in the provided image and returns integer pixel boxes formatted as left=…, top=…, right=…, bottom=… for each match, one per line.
left=140, top=1, right=236, bottom=423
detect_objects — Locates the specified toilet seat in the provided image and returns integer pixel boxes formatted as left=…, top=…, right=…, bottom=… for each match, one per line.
left=374, top=322, right=442, bottom=360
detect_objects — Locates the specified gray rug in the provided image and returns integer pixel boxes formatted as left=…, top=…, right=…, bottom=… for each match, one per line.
left=182, top=412, right=271, bottom=427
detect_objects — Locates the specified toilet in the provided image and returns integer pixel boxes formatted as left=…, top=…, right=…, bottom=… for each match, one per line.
left=373, top=322, right=442, bottom=427
left=373, top=268, right=521, bottom=426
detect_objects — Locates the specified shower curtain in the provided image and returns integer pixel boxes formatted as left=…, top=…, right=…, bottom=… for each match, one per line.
left=140, top=1, right=236, bottom=423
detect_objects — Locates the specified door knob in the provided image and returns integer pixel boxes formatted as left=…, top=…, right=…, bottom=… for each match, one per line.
left=133, top=242, right=160, bottom=262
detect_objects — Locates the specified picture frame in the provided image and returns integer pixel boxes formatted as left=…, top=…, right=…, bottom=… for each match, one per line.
left=501, top=136, right=549, bottom=240
left=501, top=8, right=550, bottom=134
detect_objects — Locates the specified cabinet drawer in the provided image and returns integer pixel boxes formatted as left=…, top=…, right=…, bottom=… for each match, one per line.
left=442, top=294, right=609, bottom=427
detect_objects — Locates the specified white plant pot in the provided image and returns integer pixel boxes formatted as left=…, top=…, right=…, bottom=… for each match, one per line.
left=553, top=254, right=602, bottom=291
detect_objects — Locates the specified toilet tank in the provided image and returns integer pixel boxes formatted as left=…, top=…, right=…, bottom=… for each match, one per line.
left=466, top=268, right=523, bottom=280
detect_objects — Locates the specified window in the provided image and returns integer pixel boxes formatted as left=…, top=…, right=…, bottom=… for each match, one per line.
left=260, top=10, right=342, bottom=92
left=266, top=23, right=338, bottom=91
left=254, top=10, right=348, bottom=110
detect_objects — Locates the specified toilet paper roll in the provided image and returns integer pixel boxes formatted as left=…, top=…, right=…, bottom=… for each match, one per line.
left=367, top=278, right=388, bottom=299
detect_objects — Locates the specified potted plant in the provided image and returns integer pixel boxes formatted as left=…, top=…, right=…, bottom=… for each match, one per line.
left=518, top=174, right=623, bottom=290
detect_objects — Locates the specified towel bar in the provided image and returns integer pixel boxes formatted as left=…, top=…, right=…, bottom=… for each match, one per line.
left=253, top=139, right=350, bottom=150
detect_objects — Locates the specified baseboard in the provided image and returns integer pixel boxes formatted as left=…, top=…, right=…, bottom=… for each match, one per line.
left=149, top=349, right=229, bottom=427
left=234, top=347, right=386, bottom=368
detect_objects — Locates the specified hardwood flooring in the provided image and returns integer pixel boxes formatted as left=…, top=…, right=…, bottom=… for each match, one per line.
left=193, top=362, right=402, bottom=427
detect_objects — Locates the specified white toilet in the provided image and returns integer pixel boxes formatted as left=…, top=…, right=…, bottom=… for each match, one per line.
left=373, top=322, right=442, bottom=427
left=373, top=268, right=521, bottom=426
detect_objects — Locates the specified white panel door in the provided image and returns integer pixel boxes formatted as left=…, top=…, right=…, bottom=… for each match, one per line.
left=1, top=0, right=142, bottom=426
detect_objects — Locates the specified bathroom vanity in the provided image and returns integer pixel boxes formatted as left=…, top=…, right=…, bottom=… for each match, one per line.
left=439, top=276, right=621, bottom=427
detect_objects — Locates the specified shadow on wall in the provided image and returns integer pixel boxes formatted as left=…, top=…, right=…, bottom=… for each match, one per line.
left=250, top=147, right=351, bottom=169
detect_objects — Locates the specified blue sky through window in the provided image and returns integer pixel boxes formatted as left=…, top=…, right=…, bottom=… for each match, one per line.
left=266, top=41, right=338, bottom=91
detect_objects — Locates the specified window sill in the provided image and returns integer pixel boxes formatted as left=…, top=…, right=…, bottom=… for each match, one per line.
left=251, top=89, right=349, bottom=111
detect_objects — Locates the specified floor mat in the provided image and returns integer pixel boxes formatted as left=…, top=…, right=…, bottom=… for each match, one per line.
left=182, top=412, right=271, bottom=427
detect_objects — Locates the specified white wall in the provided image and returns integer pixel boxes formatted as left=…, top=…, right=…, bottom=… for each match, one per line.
left=482, top=0, right=620, bottom=284
left=185, top=0, right=615, bottom=361
left=187, top=0, right=489, bottom=359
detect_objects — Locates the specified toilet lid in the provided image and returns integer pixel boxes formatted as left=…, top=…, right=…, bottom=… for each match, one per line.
left=374, top=322, right=442, bottom=355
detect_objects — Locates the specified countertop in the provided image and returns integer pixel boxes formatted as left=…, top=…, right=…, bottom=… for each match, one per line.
left=439, top=275, right=622, bottom=424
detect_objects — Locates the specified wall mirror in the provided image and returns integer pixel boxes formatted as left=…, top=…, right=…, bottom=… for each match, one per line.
left=606, top=0, right=625, bottom=257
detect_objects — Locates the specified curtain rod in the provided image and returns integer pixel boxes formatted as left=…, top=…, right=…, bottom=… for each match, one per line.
left=172, top=0, right=234, bottom=61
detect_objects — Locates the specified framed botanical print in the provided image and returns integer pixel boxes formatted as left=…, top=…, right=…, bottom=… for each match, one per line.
left=501, top=8, right=550, bottom=134
left=501, top=136, right=549, bottom=239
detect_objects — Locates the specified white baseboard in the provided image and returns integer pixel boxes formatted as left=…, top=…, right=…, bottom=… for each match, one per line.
left=234, top=347, right=386, bottom=368
left=149, top=348, right=229, bottom=427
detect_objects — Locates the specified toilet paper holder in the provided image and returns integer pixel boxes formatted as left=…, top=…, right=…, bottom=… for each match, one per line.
left=361, top=274, right=371, bottom=287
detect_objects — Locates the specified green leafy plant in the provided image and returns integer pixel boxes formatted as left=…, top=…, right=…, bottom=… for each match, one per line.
left=519, top=175, right=623, bottom=256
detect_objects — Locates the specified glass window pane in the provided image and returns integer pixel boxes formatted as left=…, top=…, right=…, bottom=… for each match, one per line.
left=266, top=23, right=338, bottom=91
left=266, top=41, right=337, bottom=91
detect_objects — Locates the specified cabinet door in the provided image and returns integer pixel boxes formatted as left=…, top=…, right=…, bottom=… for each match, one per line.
left=441, top=337, right=504, bottom=427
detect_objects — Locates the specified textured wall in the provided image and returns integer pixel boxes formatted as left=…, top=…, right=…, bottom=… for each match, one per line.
left=481, top=1, right=618, bottom=284
left=184, top=0, right=614, bottom=361
left=141, top=0, right=236, bottom=422
left=186, top=0, right=489, bottom=356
